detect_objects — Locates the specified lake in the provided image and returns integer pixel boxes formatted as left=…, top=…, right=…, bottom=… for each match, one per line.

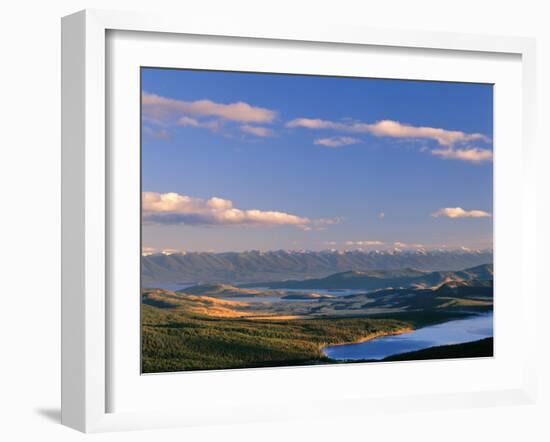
left=323, top=312, right=493, bottom=361
left=226, top=287, right=367, bottom=303
left=250, top=287, right=367, bottom=297
left=145, top=284, right=366, bottom=299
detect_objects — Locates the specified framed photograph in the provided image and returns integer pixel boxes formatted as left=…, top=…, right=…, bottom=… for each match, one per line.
left=61, top=9, right=537, bottom=432
left=139, top=67, right=496, bottom=374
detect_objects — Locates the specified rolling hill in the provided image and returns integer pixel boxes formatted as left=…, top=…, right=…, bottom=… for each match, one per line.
left=177, top=283, right=266, bottom=298
left=141, top=280, right=493, bottom=372
left=247, top=264, right=493, bottom=291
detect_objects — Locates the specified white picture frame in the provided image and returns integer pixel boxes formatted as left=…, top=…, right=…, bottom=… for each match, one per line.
left=61, top=9, right=537, bottom=433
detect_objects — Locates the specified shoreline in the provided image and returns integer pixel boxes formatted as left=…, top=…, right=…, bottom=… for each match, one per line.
left=321, top=311, right=493, bottom=361
left=319, top=326, right=415, bottom=357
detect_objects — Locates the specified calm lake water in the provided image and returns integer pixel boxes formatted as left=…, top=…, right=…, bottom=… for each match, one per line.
left=228, top=287, right=367, bottom=303
left=252, top=287, right=366, bottom=297
left=323, top=312, right=493, bottom=361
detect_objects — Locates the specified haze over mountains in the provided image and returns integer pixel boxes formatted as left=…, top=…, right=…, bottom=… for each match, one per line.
left=142, top=249, right=493, bottom=286
left=249, top=263, right=493, bottom=291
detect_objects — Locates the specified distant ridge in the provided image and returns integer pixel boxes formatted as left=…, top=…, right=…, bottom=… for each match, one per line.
left=249, top=264, right=493, bottom=290
left=142, top=249, right=493, bottom=286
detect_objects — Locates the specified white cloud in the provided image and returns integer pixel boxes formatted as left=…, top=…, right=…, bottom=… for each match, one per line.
left=141, top=246, right=157, bottom=256
left=207, top=196, right=233, bottom=210
left=432, top=207, right=492, bottom=218
left=240, top=125, right=274, bottom=137
left=431, top=147, right=493, bottom=163
left=143, top=191, right=315, bottom=228
left=160, top=249, right=180, bottom=256
left=287, top=117, right=490, bottom=148
left=314, top=136, right=360, bottom=148
left=143, top=92, right=277, bottom=123
left=345, top=240, right=385, bottom=247
left=378, top=212, right=385, bottom=219
left=299, top=217, right=342, bottom=232
left=178, top=116, right=223, bottom=132
left=287, top=118, right=343, bottom=130
left=141, top=247, right=186, bottom=256
left=393, top=241, right=425, bottom=249
left=366, top=120, right=488, bottom=147
left=340, top=240, right=427, bottom=250
left=142, top=92, right=278, bottom=138
left=178, top=116, right=201, bottom=127
left=314, top=218, right=342, bottom=226
left=143, top=126, right=170, bottom=140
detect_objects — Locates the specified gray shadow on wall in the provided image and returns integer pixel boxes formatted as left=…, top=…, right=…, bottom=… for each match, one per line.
left=34, top=407, right=61, bottom=423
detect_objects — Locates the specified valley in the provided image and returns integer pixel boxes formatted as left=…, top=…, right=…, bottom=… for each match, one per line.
left=141, top=263, right=494, bottom=372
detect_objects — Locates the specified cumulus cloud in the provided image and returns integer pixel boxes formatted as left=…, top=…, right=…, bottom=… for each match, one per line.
left=314, top=136, right=360, bottom=148
left=287, top=118, right=343, bottom=130
left=142, top=92, right=277, bottom=138
left=143, top=92, right=277, bottom=123
left=287, top=117, right=491, bottom=153
left=432, top=207, right=492, bottom=218
left=240, top=125, right=274, bottom=137
left=431, top=147, right=493, bottom=163
left=143, top=191, right=316, bottom=228
left=366, top=120, right=489, bottom=147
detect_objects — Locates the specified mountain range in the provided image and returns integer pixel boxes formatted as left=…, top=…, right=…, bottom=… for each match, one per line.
left=249, top=263, right=493, bottom=291
left=142, top=249, right=493, bottom=286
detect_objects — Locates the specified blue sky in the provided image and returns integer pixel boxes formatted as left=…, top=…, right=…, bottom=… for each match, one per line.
left=141, top=68, right=493, bottom=253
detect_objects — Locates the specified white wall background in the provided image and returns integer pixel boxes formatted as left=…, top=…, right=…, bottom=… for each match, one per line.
left=0, top=1, right=548, bottom=441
